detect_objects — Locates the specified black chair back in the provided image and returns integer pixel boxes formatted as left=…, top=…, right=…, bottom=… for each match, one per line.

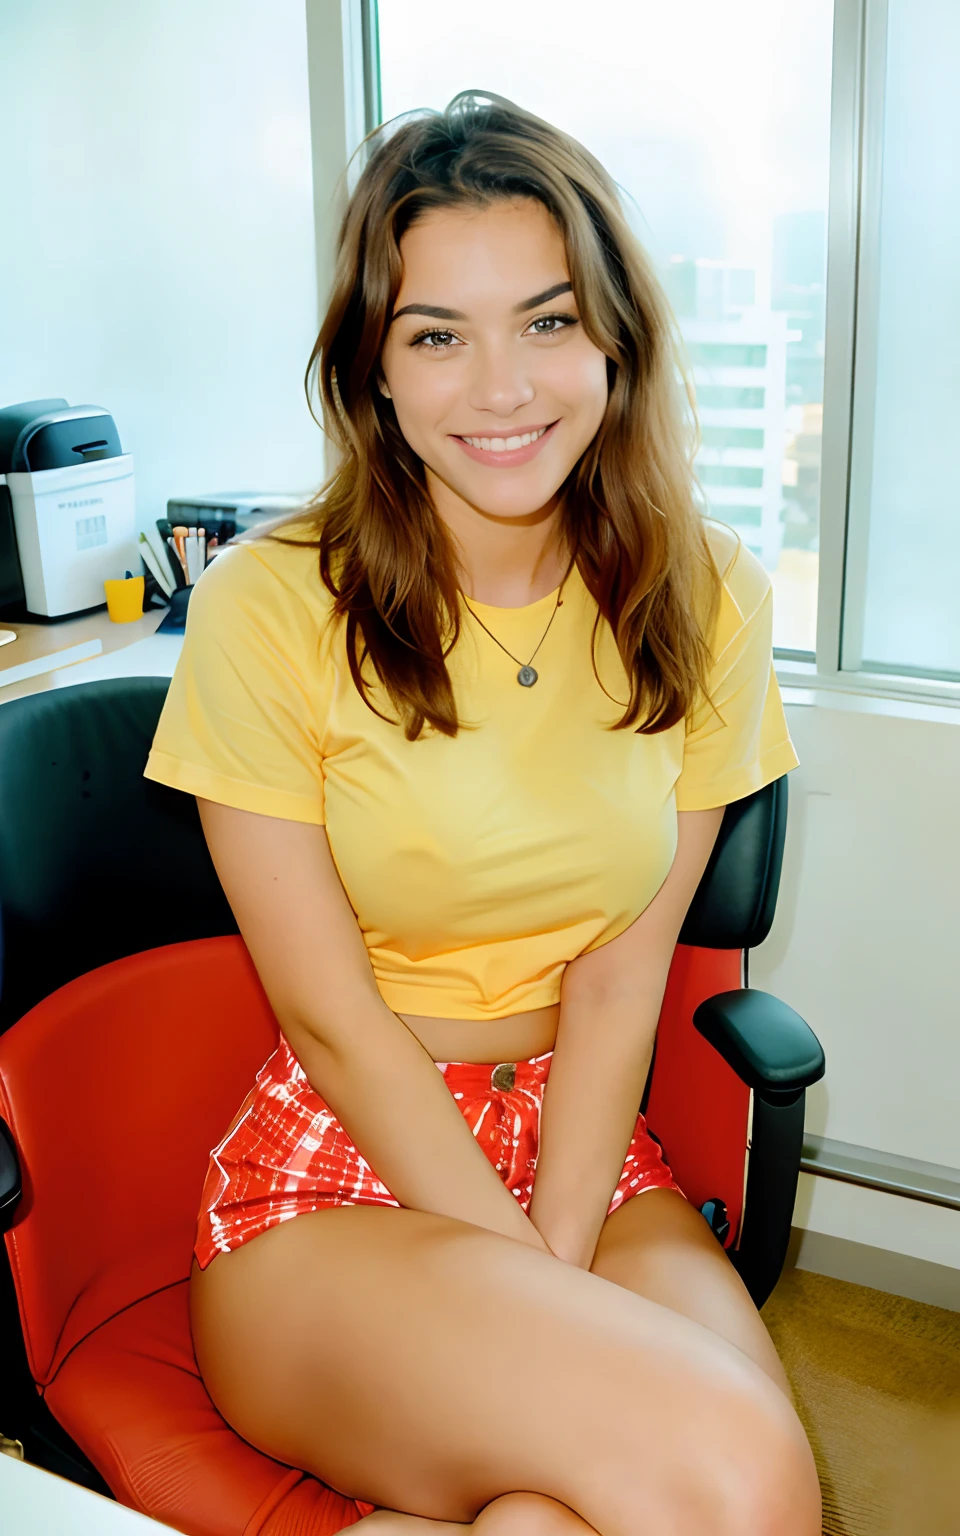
left=0, top=677, right=787, bottom=1032
left=0, top=678, right=236, bottom=1032
left=679, top=777, right=788, bottom=950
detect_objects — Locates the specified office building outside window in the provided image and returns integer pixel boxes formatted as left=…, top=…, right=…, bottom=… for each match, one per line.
left=377, top=0, right=834, bottom=656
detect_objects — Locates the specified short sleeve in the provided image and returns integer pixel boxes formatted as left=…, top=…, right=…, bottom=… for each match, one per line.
left=144, top=540, right=330, bottom=824
left=674, top=523, right=799, bottom=812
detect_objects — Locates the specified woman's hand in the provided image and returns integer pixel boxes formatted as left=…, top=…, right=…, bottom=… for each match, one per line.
left=527, top=806, right=728, bottom=1270
left=526, top=1216, right=594, bottom=1268
left=196, top=799, right=555, bottom=1256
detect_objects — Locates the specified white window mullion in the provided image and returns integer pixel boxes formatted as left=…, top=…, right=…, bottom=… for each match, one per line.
left=304, top=0, right=375, bottom=477
left=839, top=0, right=890, bottom=675
left=360, top=0, right=382, bottom=138
left=304, top=0, right=372, bottom=285
left=341, top=0, right=369, bottom=190
left=815, top=0, right=869, bottom=680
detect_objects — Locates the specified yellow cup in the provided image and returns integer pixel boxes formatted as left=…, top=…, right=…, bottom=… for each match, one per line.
left=104, top=574, right=145, bottom=623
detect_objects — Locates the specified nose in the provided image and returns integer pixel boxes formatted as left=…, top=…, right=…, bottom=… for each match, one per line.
left=466, top=339, right=536, bottom=418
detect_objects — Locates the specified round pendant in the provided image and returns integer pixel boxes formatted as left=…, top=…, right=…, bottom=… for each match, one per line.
left=517, top=665, right=538, bottom=687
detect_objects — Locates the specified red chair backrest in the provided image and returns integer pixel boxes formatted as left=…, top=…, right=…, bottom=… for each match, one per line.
left=0, top=936, right=278, bottom=1387
left=646, top=944, right=751, bottom=1246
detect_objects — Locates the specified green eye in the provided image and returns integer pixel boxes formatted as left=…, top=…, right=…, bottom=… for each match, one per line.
left=411, top=329, right=459, bottom=349
left=528, top=314, right=577, bottom=336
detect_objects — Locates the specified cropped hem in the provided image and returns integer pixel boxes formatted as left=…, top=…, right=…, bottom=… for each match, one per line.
left=674, top=738, right=800, bottom=812
left=374, top=976, right=563, bottom=1022
left=143, top=749, right=326, bottom=824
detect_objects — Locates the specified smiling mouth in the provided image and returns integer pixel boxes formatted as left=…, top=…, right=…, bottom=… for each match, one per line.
left=457, top=424, right=552, bottom=453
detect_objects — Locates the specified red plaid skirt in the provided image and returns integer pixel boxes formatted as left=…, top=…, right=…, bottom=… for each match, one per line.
left=194, top=1037, right=685, bottom=1519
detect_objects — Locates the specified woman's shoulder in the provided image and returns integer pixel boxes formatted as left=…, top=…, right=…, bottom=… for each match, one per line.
left=189, top=525, right=335, bottom=630
left=701, top=517, right=772, bottom=628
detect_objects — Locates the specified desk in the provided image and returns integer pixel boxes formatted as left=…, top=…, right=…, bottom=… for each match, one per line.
left=0, top=607, right=180, bottom=703
left=0, top=1452, right=175, bottom=1532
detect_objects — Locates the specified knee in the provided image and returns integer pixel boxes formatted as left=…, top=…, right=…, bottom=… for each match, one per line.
left=715, top=1402, right=822, bottom=1536
left=474, top=1492, right=584, bottom=1536
left=640, top=1366, right=821, bottom=1536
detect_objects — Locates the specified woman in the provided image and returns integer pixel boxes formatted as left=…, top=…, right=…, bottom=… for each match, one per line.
left=146, top=92, right=820, bottom=1536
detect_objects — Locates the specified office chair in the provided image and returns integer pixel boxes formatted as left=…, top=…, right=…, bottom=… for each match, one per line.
left=0, top=677, right=824, bottom=1535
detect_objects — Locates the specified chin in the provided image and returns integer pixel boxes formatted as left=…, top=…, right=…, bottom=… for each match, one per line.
left=436, top=459, right=570, bottom=518
left=464, top=483, right=566, bottom=520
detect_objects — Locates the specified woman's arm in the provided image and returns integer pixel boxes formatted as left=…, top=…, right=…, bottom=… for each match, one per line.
left=197, top=799, right=553, bottom=1254
left=527, top=806, right=726, bottom=1269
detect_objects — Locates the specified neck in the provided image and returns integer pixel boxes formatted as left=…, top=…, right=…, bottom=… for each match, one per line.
left=426, top=467, right=569, bottom=608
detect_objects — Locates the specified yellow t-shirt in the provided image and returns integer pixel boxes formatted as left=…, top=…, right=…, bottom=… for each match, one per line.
left=145, top=518, right=798, bottom=1020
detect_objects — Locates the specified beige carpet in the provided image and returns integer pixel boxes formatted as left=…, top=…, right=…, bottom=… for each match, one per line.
left=761, top=1268, right=960, bottom=1535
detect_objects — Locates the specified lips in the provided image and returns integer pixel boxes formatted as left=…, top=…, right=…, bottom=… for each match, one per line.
left=451, top=419, right=559, bottom=468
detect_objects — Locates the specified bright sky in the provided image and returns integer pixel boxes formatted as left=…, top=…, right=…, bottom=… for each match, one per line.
left=378, top=0, right=835, bottom=295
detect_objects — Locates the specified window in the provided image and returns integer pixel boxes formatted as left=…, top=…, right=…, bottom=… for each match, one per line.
left=377, top=0, right=834, bottom=655
left=371, top=0, right=960, bottom=699
left=842, top=0, right=960, bottom=683
left=686, top=345, right=770, bottom=369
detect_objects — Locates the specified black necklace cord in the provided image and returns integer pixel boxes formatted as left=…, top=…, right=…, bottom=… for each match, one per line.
left=463, top=548, right=578, bottom=680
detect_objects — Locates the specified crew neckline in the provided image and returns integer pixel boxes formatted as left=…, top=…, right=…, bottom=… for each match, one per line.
left=461, top=561, right=582, bottom=615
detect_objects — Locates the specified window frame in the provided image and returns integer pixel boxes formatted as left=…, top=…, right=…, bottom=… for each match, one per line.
left=333, top=0, right=960, bottom=711
left=781, top=0, right=960, bottom=709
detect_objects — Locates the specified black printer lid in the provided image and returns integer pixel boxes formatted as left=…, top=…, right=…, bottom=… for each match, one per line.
left=0, top=402, right=123, bottom=473
left=0, top=399, right=68, bottom=473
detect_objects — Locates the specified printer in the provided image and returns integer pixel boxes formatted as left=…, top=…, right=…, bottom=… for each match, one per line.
left=0, top=398, right=138, bottom=619
left=165, top=491, right=305, bottom=540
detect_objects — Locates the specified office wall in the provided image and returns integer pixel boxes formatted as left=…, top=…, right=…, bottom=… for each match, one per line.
left=0, top=1, right=325, bottom=528
left=4, top=3, right=956, bottom=1278
left=756, top=696, right=960, bottom=1270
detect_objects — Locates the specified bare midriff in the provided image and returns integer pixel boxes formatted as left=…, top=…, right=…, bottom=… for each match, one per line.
left=396, top=1003, right=561, bottom=1065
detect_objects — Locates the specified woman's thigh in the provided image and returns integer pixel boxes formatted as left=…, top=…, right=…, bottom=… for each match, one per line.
left=190, top=1204, right=820, bottom=1536
left=589, top=1189, right=791, bottom=1396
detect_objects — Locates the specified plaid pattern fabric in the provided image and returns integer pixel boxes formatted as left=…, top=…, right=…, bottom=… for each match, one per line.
left=194, top=1039, right=685, bottom=1522
left=195, top=1039, right=684, bottom=1275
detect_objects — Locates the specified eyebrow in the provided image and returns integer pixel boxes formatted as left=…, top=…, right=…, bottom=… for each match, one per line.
left=391, top=281, right=573, bottom=323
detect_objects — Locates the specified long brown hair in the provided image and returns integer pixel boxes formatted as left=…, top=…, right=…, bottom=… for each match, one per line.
left=285, top=90, right=721, bottom=741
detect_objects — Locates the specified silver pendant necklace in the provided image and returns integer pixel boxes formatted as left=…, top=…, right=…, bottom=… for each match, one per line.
left=465, top=553, right=576, bottom=687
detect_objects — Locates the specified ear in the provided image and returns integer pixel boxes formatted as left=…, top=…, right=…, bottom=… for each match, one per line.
left=377, top=375, right=392, bottom=400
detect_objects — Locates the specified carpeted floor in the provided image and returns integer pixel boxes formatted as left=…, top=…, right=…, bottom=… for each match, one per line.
left=761, top=1268, right=960, bottom=1535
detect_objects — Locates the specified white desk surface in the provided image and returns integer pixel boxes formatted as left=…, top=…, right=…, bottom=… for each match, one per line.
left=0, top=607, right=182, bottom=703
left=0, top=1453, right=175, bottom=1532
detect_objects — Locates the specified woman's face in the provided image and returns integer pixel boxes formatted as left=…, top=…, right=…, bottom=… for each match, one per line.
left=379, top=198, right=609, bottom=523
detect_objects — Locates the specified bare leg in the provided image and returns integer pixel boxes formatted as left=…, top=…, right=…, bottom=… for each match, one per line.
left=192, top=1206, right=821, bottom=1536
left=348, top=1491, right=596, bottom=1536
left=352, top=1191, right=799, bottom=1536
left=590, top=1189, right=793, bottom=1397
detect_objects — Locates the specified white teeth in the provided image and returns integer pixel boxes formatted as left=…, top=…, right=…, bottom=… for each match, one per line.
left=461, top=426, right=549, bottom=451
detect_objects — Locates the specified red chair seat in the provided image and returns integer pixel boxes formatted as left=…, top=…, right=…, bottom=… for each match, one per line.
left=43, top=1280, right=358, bottom=1536
left=0, top=938, right=368, bottom=1535
left=1, top=936, right=754, bottom=1533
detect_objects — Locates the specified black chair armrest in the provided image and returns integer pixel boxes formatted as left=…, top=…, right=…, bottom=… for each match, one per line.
left=0, top=1117, right=21, bottom=1229
left=693, top=989, right=825, bottom=1101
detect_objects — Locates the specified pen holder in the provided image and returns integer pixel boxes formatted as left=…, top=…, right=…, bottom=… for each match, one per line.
left=157, top=584, right=193, bottom=633
left=104, top=574, right=145, bottom=623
